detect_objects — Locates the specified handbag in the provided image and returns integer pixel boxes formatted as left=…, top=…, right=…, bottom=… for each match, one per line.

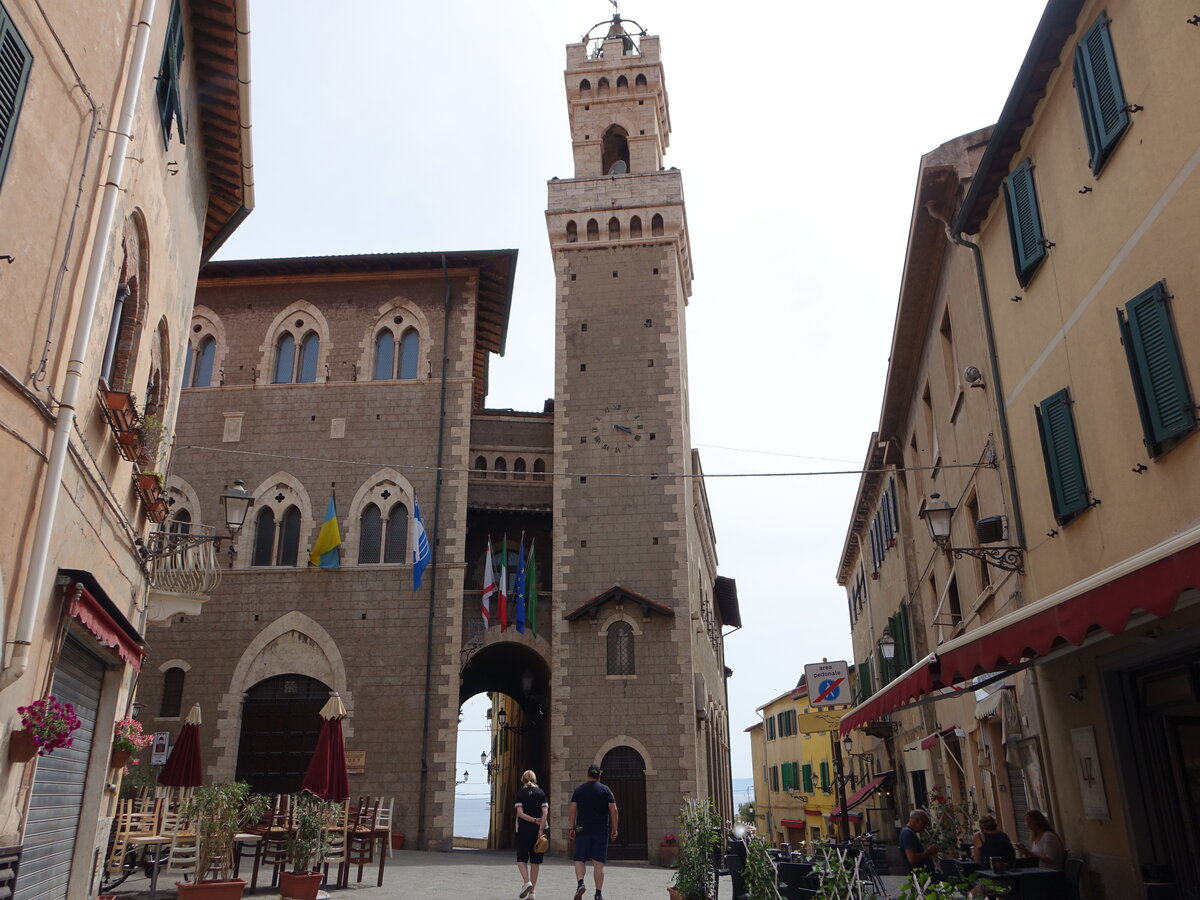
left=534, top=833, right=549, bottom=854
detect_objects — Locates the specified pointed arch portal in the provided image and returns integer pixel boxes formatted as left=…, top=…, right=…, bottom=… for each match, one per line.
left=460, top=641, right=551, bottom=849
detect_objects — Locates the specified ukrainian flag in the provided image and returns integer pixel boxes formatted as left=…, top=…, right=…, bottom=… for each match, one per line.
left=309, top=495, right=341, bottom=569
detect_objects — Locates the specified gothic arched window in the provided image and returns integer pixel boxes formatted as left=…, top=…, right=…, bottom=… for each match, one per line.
left=296, top=332, right=320, bottom=383
left=384, top=503, right=409, bottom=564
left=160, top=667, right=185, bottom=717
left=373, top=331, right=395, bottom=381
left=399, top=329, right=419, bottom=380
left=273, top=334, right=295, bottom=383
left=251, top=507, right=276, bottom=566
left=277, top=506, right=301, bottom=565
left=358, top=503, right=383, bottom=563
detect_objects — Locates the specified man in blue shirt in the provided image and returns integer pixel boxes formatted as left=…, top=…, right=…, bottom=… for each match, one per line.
left=899, top=809, right=940, bottom=874
left=568, top=764, right=619, bottom=900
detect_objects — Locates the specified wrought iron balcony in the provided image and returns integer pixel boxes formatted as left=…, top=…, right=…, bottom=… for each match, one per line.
left=145, top=524, right=223, bottom=624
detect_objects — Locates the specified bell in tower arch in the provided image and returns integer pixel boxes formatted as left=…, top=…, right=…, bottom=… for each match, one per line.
left=602, top=126, right=630, bottom=175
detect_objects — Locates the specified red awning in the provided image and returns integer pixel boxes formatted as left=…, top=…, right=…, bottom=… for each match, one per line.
left=780, top=819, right=805, bottom=829
left=68, top=584, right=144, bottom=671
left=840, top=534, right=1200, bottom=735
left=920, top=727, right=957, bottom=750
left=830, top=771, right=892, bottom=818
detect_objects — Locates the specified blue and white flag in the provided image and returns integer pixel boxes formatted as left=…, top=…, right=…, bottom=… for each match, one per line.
left=411, top=497, right=431, bottom=589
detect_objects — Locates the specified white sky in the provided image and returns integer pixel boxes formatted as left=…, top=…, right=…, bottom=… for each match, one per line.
left=217, top=1, right=1050, bottom=782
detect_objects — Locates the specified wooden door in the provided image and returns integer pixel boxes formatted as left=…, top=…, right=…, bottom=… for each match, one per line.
left=236, top=674, right=329, bottom=795
left=602, top=746, right=647, bottom=860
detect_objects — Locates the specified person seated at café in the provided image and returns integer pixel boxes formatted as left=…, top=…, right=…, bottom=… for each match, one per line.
left=899, top=809, right=940, bottom=875
left=1014, top=810, right=1065, bottom=869
left=971, top=814, right=1016, bottom=867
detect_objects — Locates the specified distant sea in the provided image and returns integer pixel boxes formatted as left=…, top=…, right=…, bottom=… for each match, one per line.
left=454, top=779, right=755, bottom=838
left=454, top=797, right=491, bottom=838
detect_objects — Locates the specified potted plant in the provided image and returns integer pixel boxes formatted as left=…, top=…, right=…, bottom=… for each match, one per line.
left=279, top=793, right=339, bottom=900
left=12, top=695, right=81, bottom=761
left=110, top=716, right=153, bottom=769
left=669, top=798, right=719, bottom=900
left=136, top=411, right=168, bottom=466
left=659, top=832, right=680, bottom=868
left=179, top=782, right=270, bottom=899
left=740, top=833, right=782, bottom=900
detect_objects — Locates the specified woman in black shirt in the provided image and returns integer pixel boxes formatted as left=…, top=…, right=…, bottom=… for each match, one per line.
left=515, top=769, right=548, bottom=899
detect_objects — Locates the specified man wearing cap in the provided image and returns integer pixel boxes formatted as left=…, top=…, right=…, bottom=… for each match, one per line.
left=568, top=763, right=619, bottom=900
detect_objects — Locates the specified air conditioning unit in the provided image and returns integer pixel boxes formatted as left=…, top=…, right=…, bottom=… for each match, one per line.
left=975, top=515, right=1008, bottom=544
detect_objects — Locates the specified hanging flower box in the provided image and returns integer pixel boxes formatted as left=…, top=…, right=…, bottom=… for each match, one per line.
left=145, top=498, right=169, bottom=524
left=101, top=390, right=143, bottom=461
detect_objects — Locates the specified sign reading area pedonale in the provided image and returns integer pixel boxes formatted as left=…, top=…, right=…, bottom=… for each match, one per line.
left=803, top=660, right=850, bottom=708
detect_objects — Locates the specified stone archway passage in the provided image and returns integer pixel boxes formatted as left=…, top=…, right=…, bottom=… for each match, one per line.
left=236, top=673, right=330, bottom=795
left=602, top=745, right=647, bottom=860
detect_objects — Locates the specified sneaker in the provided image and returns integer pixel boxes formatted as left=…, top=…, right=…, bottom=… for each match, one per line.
left=574, top=884, right=586, bottom=900
left=520, top=883, right=533, bottom=899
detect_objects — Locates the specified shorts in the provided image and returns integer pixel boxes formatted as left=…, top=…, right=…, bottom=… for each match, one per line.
left=572, top=828, right=609, bottom=864
left=516, top=822, right=544, bottom=864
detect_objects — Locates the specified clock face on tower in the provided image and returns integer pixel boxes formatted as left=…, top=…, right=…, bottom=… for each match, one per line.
left=591, top=404, right=643, bottom=453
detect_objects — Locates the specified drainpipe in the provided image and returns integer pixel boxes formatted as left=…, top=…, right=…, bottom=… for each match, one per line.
left=0, top=0, right=158, bottom=693
left=924, top=203, right=1027, bottom=550
left=416, top=256, right=454, bottom=849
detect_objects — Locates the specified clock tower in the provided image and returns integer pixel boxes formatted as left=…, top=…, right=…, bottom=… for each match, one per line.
left=547, top=17, right=732, bottom=859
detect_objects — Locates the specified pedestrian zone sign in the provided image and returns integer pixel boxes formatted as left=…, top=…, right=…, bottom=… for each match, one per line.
left=803, top=660, right=850, bottom=708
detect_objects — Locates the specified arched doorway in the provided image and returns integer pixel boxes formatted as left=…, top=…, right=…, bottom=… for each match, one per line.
left=236, top=673, right=330, bottom=795
left=602, top=746, right=647, bottom=860
left=460, top=642, right=550, bottom=849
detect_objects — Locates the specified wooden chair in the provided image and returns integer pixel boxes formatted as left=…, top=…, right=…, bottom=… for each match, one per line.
left=162, top=832, right=200, bottom=883
left=347, top=800, right=378, bottom=884
left=106, top=799, right=160, bottom=877
left=374, top=796, right=395, bottom=857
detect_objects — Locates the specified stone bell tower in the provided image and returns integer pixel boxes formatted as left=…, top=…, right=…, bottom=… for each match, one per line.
left=547, top=17, right=732, bottom=861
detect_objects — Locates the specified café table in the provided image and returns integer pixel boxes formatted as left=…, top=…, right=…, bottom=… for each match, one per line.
left=940, top=858, right=981, bottom=877
left=976, top=866, right=1066, bottom=899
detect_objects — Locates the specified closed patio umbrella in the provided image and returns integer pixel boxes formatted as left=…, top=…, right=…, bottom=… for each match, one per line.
left=300, top=692, right=349, bottom=802
left=158, top=703, right=203, bottom=787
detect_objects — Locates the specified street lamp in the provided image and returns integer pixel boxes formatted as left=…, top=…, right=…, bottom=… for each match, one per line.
left=219, top=480, right=255, bottom=536
left=919, top=493, right=1025, bottom=574
left=139, top=478, right=255, bottom=561
left=877, top=630, right=896, bottom=661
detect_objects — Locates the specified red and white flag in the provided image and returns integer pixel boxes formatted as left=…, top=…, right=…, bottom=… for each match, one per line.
left=498, top=538, right=509, bottom=631
left=481, top=538, right=497, bottom=628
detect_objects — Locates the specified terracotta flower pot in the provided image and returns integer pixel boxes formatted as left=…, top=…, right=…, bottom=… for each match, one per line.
left=667, top=887, right=685, bottom=900
left=110, top=748, right=132, bottom=769
left=279, top=871, right=323, bottom=900
left=391, top=833, right=406, bottom=850
left=8, top=729, right=38, bottom=763
left=175, top=878, right=247, bottom=900
left=659, top=842, right=680, bottom=868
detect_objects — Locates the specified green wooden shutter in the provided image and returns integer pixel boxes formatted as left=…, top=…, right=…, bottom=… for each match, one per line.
left=1119, top=282, right=1196, bottom=455
left=858, top=661, right=874, bottom=702
left=156, top=0, right=185, bottom=146
left=802, top=763, right=813, bottom=793
left=1003, top=159, right=1047, bottom=286
left=1073, top=11, right=1129, bottom=174
left=819, top=761, right=831, bottom=792
left=1036, top=388, right=1090, bottom=522
left=0, top=4, right=33, bottom=188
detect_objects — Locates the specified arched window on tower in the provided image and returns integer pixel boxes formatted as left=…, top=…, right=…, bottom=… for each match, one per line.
left=566, top=220, right=578, bottom=243
left=597, top=77, right=610, bottom=96
left=580, top=78, right=592, bottom=95
left=533, top=458, right=546, bottom=481
left=160, top=667, right=185, bottom=717
left=652, top=213, right=664, bottom=237
left=251, top=507, right=277, bottom=566
left=513, top=458, right=526, bottom=481
left=277, top=506, right=301, bottom=565
left=630, top=216, right=642, bottom=239
left=607, top=621, right=635, bottom=675
left=493, top=457, right=507, bottom=480
left=635, top=73, right=648, bottom=91
left=399, top=329, right=419, bottom=380
left=296, top=332, right=320, bottom=383
left=616, top=74, right=629, bottom=92
left=602, top=125, right=630, bottom=175
left=273, top=334, right=295, bottom=384
left=384, top=503, right=409, bottom=563
left=358, top=503, right=383, bottom=563
left=191, top=336, right=216, bottom=387
left=373, top=331, right=395, bottom=381
left=475, top=456, right=488, bottom=478
left=586, top=219, right=599, bottom=242
left=608, top=217, right=621, bottom=241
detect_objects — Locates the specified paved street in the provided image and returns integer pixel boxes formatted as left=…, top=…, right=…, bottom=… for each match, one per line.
left=109, top=847, right=918, bottom=899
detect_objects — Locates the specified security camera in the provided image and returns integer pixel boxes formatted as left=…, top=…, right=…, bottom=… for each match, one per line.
left=963, top=365, right=984, bottom=386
